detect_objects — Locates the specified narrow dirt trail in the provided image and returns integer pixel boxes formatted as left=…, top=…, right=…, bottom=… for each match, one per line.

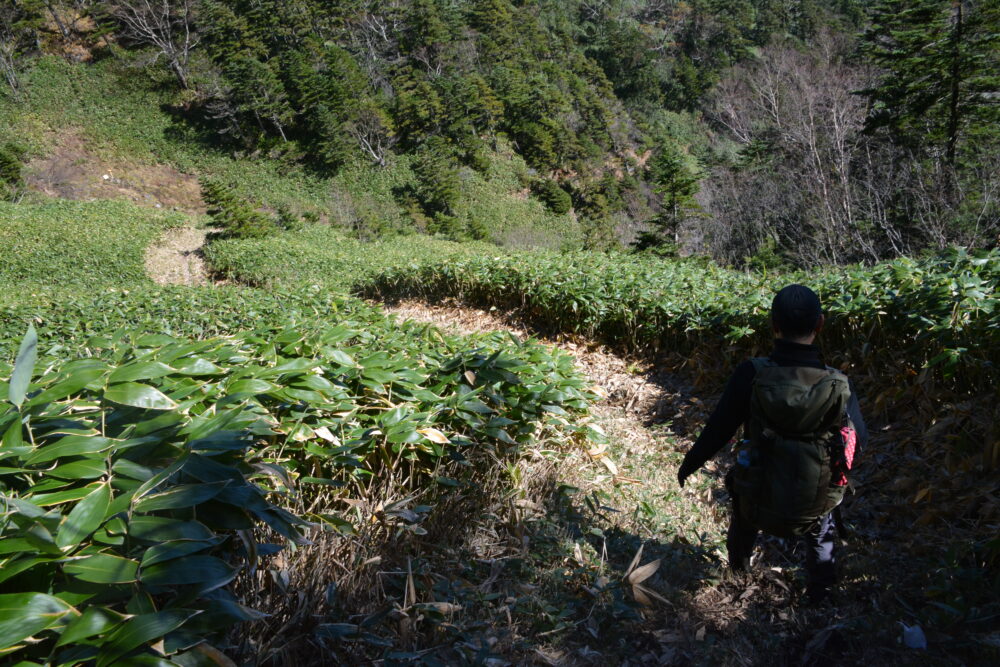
left=382, top=300, right=709, bottom=474
left=383, top=299, right=698, bottom=422
left=381, top=299, right=915, bottom=665
left=381, top=300, right=775, bottom=663
left=145, top=226, right=212, bottom=286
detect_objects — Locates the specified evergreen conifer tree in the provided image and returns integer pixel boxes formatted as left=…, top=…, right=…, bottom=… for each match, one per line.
left=412, top=140, right=461, bottom=220
left=861, top=0, right=1000, bottom=168
left=634, top=143, right=701, bottom=251
left=0, top=142, right=25, bottom=201
left=532, top=178, right=572, bottom=215
left=405, top=0, right=452, bottom=70
left=200, top=177, right=276, bottom=239
left=223, top=56, right=294, bottom=141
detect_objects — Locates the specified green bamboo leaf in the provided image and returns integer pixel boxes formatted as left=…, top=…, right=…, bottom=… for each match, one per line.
left=56, top=482, right=111, bottom=549
left=64, top=553, right=139, bottom=584
left=199, top=597, right=268, bottom=624
left=140, top=540, right=218, bottom=568
left=128, top=516, right=215, bottom=543
left=104, top=383, right=177, bottom=411
left=0, top=538, right=32, bottom=556
left=326, top=349, right=357, bottom=367
left=31, top=483, right=103, bottom=507
left=188, top=431, right=253, bottom=452
left=8, top=324, right=38, bottom=409
left=112, top=459, right=156, bottom=482
left=4, top=496, right=45, bottom=518
left=134, top=334, right=177, bottom=347
left=29, top=476, right=72, bottom=494
left=140, top=555, right=238, bottom=589
left=95, top=609, right=199, bottom=667
left=134, top=481, right=229, bottom=513
left=486, top=428, right=517, bottom=445
left=108, top=361, right=176, bottom=385
left=0, top=592, right=76, bottom=650
left=114, top=655, right=182, bottom=666
left=56, top=606, right=127, bottom=647
left=460, top=399, right=494, bottom=414
left=293, top=374, right=338, bottom=393
left=130, top=411, right=186, bottom=438
left=0, top=419, right=26, bottom=459
left=362, top=368, right=396, bottom=384
left=25, top=367, right=107, bottom=407
left=25, top=523, right=62, bottom=555
left=49, top=459, right=107, bottom=480
left=386, top=426, right=421, bottom=444
left=172, top=357, right=222, bottom=376
left=25, top=435, right=114, bottom=466
left=226, top=378, right=276, bottom=395
left=86, top=335, right=114, bottom=349
left=277, top=387, right=324, bottom=404
left=130, top=450, right=191, bottom=506
left=0, top=556, right=55, bottom=584
left=263, top=357, right=314, bottom=375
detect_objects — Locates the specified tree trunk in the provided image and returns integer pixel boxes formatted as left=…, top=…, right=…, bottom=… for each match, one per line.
left=44, top=2, right=70, bottom=39
left=946, top=0, right=963, bottom=170
left=171, top=59, right=189, bottom=89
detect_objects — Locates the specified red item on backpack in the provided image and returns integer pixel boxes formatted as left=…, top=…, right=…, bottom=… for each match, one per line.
left=833, top=426, right=856, bottom=486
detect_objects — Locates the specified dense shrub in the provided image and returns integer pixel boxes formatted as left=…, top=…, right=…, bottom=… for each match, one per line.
left=365, top=247, right=1000, bottom=392
left=0, top=287, right=595, bottom=663
left=0, top=142, right=26, bottom=201
left=200, top=177, right=278, bottom=239
left=0, top=200, right=180, bottom=291
left=203, top=226, right=487, bottom=291
left=532, top=178, right=573, bottom=215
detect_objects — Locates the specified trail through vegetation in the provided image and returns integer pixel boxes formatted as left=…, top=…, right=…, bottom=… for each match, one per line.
left=377, top=299, right=959, bottom=665
left=1, top=3, right=997, bottom=663
left=145, top=225, right=212, bottom=287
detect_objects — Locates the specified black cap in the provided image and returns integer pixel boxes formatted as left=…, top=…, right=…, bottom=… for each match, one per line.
left=771, top=284, right=822, bottom=338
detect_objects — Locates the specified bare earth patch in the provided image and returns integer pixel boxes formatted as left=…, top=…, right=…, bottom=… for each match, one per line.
left=145, top=226, right=211, bottom=286
left=24, top=132, right=205, bottom=213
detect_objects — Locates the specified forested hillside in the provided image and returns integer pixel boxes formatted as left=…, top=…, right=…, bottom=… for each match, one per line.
left=3, top=0, right=996, bottom=264
left=1, top=1, right=998, bottom=665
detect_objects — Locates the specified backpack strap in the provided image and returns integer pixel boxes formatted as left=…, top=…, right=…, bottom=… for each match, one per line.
left=744, top=358, right=774, bottom=441
left=748, top=357, right=778, bottom=440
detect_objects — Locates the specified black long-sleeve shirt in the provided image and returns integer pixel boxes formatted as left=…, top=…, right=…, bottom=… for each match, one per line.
left=679, top=339, right=868, bottom=478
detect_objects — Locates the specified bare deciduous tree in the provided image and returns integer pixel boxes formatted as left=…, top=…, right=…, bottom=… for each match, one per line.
left=0, top=37, right=21, bottom=100
left=344, top=0, right=405, bottom=95
left=696, top=25, right=999, bottom=268
left=346, top=102, right=396, bottom=167
left=0, top=1, right=38, bottom=100
left=106, top=0, right=197, bottom=88
left=698, top=32, right=886, bottom=267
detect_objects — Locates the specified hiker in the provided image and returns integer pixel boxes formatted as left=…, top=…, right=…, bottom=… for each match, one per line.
left=676, top=284, right=868, bottom=603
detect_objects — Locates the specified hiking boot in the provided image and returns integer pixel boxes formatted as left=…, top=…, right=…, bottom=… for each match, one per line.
left=729, top=555, right=751, bottom=574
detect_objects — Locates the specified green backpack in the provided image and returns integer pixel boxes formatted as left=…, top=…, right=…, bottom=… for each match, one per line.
left=733, top=358, right=850, bottom=538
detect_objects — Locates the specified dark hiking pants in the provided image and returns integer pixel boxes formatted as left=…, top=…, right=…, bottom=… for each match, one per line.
left=727, top=495, right=837, bottom=591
